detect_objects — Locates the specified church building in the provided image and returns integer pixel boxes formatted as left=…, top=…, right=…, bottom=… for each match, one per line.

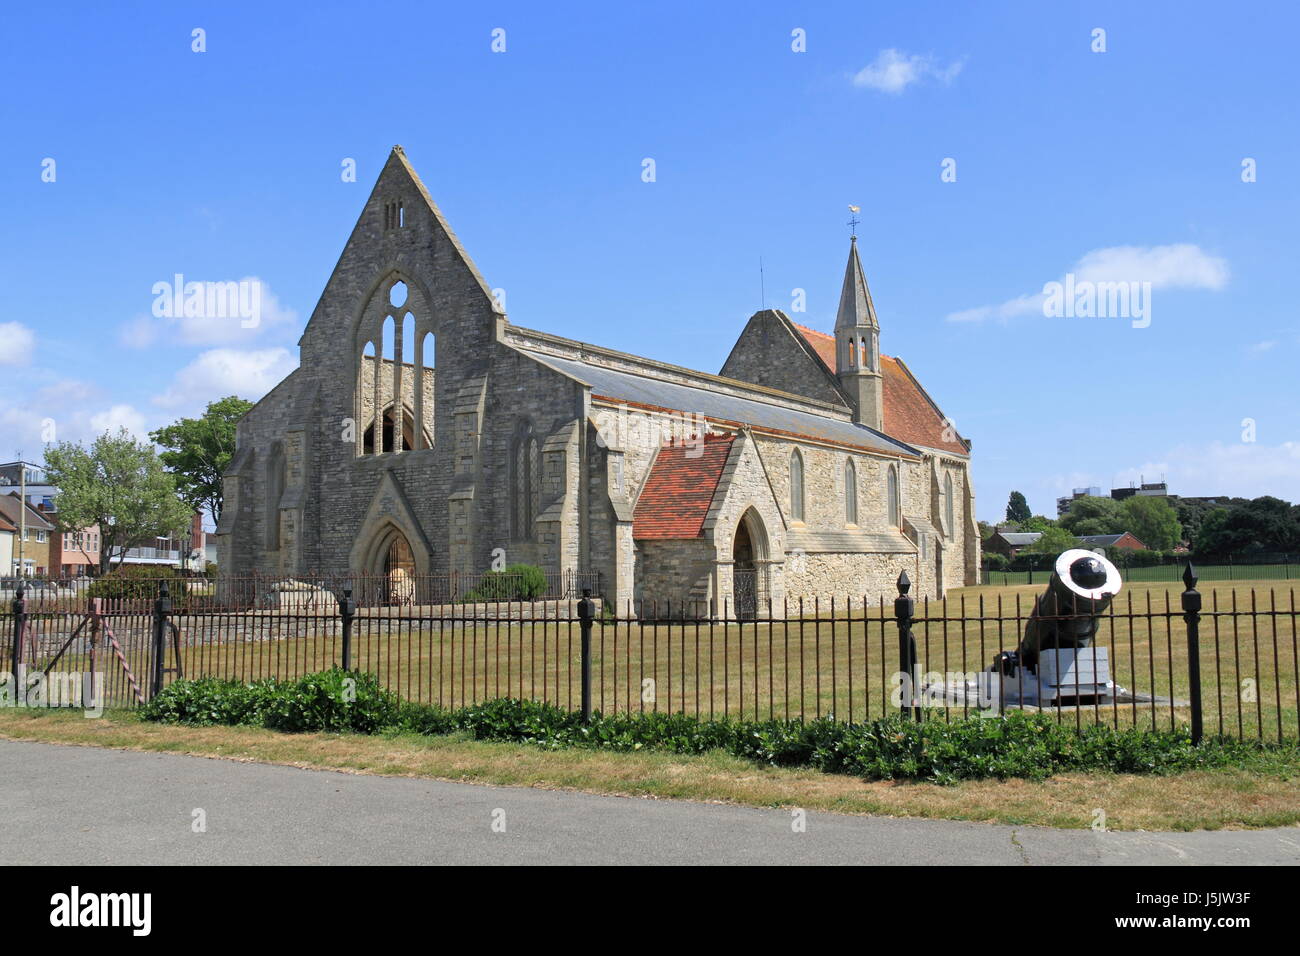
left=216, top=148, right=979, bottom=614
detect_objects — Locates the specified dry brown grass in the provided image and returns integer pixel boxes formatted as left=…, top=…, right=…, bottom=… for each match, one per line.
left=1, top=707, right=1296, bottom=831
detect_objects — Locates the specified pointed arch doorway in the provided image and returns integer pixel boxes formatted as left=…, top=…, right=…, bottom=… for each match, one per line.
left=382, top=529, right=416, bottom=605
left=732, top=509, right=767, bottom=620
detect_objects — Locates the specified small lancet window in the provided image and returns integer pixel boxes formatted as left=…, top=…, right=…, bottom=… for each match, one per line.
left=887, top=464, right=900, bottom=527
left=844, top=458, right=858, bottom=525
left=789, top=449, right=805, bottom=523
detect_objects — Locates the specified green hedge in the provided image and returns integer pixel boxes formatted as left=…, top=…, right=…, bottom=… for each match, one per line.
left=141, top=672, right=1291, bottom=784
left=460, top=564, right=548, bottom=603
left=141, top=669, right=399, bottom=734
left=86, top=565, right=187, bottom=601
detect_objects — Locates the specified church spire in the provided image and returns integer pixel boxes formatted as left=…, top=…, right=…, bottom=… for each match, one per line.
left=834, top=236, right=883, bottom=431
left=835, top=236, right=879, bottom=332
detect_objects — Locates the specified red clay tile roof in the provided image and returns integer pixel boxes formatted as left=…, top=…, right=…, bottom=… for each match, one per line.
left=793, top=321, right=838, bottom=370
left=0, top=514, right=15, bottom=533
left=633, top=434, right=735, bottom=539
left=793, top=325, right=968, bottom=456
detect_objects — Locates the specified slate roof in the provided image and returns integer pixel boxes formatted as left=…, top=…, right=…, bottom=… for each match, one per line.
left=519, top=349, right=919, bottom=457
left=791, top=324, right=970, bottom=457
left=0, top=494, right=53, bottom=531
left=997, top=532, right=1043, bottom=546
left=633, top=434, right=734, bottom=539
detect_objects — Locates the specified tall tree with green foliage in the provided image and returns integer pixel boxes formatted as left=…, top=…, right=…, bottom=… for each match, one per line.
left=1005, top=490, right=1032, bottom=525
left=1194, top=496, right=1300, bottom=556
left=1060, top=496, right=1124, bottom=535
left=42, top=429, right=193, bottom=574
left=1027, top=525, right=1081, bottom=556
left=149, top=396, right=253, bottom=525
left=1022, top=514, right=1056, bottom=533
left=1119, top=496, right=1183, bottom=551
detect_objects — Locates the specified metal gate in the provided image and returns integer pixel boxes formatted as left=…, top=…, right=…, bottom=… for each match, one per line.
left=733, top=570, right=757, bottom=620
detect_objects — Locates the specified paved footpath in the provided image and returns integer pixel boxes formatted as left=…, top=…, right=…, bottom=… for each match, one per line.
left=2, top=740, right=1297, bottom=865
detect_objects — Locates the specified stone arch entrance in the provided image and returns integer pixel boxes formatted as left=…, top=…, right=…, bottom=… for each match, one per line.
left=731, top=508, right=768, bottom=620
left=383, top=530, right=416, bottom=605
left=354, top=520, right=425, bottom=605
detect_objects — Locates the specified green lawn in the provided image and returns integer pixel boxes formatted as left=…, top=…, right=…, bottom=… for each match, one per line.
left=14, top=578, right=1299, bottom=743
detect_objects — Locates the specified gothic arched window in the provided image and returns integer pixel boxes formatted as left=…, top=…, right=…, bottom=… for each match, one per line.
left=944, top=472, right=955, bottom=537
left=886, top=464, right=900, bottom=528
left=356, top=274, right=431, bottom=458
left=789, top=449, right=805, bottom=523
left=844, top=458, right=858, bottom=525
left=265, top=442, right=285, bottom=550
left=513, top=427, right=540, bottom=540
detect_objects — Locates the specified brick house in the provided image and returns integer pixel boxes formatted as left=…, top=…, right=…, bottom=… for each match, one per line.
left=0, top=492, right=54, bottom=575
left=1079, top=532, right=1147, bottom=551
left=984, top=531, right=1042, bottom=557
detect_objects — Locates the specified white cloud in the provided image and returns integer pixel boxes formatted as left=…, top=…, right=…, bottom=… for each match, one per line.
left=1113, top=441, right=1300, bottom=503
left=88, top=404, right=148, bottom=439
left=1247, top=340, right=1277, bottom=355
left=1073, top=244, right=1229, bottom=290
left=946, top=243, right=1229, bottom=323
left=852, top=49, right=964, bottom=94
left=119, top=277, right=298, bottom=348
left=152, top=347, right=298, bottom=410
left=0, top=322, right=36, bottom=366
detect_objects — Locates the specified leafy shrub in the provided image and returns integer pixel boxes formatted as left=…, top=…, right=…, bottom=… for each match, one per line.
left=142, top=669, right=399, bottom=734
left=87, top=565, right=186, bottom=602
left=142, top=671, right=1291, bottom=784
left=983, top=552, right=1010, bottom=572
left=259, top=669, right=399, bottom=734
left=139, top=677, right=266, bottom=726
left=462, top=564, right=548, bottom=603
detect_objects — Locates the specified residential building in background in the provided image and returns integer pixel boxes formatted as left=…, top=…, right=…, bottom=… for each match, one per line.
left=1056, top=480, right=1170, bottom=517
left=1078, top=532, right=1147, bottom=551
left=1055, top=487, right=1103, bottom=516
left=0, top=513, right=15, bottom=576
left=1111, top=481, right=1169, bottom=502
left=0, top=492, right=54, bottom=575
left=0, top=460, right=204, bottom=575
left=985, top=531, right=1042, bottom=557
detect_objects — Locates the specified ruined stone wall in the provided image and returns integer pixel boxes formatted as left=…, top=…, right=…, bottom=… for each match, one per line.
left=357, top=355, right=435, bottom=447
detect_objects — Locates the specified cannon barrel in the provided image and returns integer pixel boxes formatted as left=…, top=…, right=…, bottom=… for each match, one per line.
left=1015, top=549, right=1122, bottom=670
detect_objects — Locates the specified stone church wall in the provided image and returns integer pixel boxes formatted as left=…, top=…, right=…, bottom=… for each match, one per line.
left=720, top=310, right=847, bottom=407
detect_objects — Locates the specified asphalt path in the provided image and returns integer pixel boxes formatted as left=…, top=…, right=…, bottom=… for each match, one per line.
left=2, top=740, right=1297, bottom=865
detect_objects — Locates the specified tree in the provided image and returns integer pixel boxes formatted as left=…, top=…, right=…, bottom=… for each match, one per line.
left=1193, top=508, right=1233, bottom=556
left=149, top=396, right=253, bottom=525
left=1059, top=496, right=1123, bottom=535
left=42, top=429, right=193, bottom=574
left=1119, top=496, right=1182, bottom=551
left=1005, top=491, right=1031, bottom=525
left=1026, top=525, right=1080, bottom=556
left=1022, top=514, right=1056, bottom=533
left=1172, top=496, right=1243, bottom=548
left=1195, top=496, right=1300, bottom=556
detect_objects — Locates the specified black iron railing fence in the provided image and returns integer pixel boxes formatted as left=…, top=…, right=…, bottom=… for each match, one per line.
left=3, top=570, right=1297, bottom=743
left=982, top=553, right=1300, bottom=586
left=0, top=569, right=603, bottom=614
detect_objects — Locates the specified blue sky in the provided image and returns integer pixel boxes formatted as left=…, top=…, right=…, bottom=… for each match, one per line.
left=2, top=0, right=1297, bottom=521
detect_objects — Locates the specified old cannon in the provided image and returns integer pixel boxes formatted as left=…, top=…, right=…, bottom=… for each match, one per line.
left=988, top=549, right=1123, bottom=705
